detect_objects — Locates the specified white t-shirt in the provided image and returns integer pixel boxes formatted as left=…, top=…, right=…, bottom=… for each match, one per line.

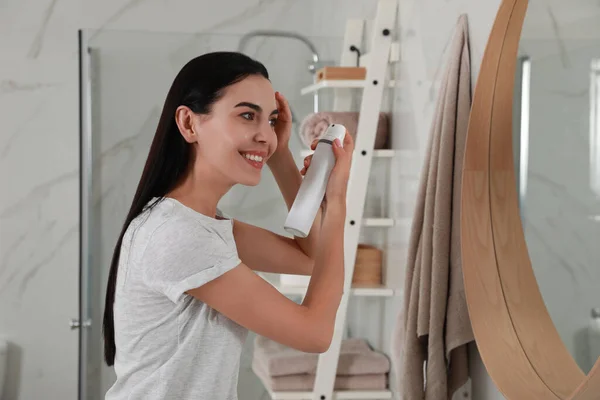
left=105, top=197, right=246, bottom=400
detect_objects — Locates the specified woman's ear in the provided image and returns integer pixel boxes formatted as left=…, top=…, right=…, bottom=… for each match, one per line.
left=175, top=106, right=198, bottom=143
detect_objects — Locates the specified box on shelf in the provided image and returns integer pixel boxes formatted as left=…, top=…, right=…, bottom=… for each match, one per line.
left=316, top=66, right=367, bottom=81
left=352, top=244, right=383, bottom=286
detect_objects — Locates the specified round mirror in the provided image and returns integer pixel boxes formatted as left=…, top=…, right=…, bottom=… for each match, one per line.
left=461, top=0, right=600, bottom=398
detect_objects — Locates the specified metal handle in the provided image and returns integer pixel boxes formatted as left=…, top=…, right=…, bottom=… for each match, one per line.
left=70, top=318, right=92, bottom=330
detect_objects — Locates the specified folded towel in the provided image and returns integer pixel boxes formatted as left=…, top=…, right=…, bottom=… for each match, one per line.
left=298, top=112, right=390, bottom=149
left=252, top=353, right=388, bottom=391
left=253, top=336, right=390, bottom=377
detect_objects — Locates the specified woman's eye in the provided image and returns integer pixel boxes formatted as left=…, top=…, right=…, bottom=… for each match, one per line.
left=269, top=118, right=277, bottom=127
left=241, top=112, right=255, bottom=121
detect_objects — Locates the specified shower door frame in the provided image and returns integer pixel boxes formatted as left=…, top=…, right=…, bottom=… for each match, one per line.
left=77, top=28, right=94, bottom=400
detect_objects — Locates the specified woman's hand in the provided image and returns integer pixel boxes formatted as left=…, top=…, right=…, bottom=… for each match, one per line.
left=269, top=91, right=293, bottom=162
left=301, top=131, right=354, bottom=210
left=324, top=131, right=354, bottom=206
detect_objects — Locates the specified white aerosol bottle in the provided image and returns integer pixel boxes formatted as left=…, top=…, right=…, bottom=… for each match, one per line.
left=284, top=124, right=346, bottom=238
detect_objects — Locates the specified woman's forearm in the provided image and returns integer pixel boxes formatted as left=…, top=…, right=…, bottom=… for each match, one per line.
left=300, top=201, right=346, bottom=348
left=268, top=148, right=322, bottom=258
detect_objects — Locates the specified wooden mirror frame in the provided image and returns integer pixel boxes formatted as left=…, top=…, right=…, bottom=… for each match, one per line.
left=460, top=0, right=600, bottom=398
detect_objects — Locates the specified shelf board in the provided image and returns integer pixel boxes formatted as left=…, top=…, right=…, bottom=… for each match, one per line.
left=268, top=389, right=393, bottom=400
left=300, top=79, right=396, bottom=95
left=349, top=284, right=397, bottom=297
left=299, top=149, right=396, bottom=158
left=362, top=218, right=395, bottom=227
left=274, top=283, right=398, bottom=297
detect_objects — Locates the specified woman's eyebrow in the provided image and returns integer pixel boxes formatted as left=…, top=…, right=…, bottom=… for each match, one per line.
left=234, top=102, right=261, bottom=112
left=234, top=102, right=278, bottom=115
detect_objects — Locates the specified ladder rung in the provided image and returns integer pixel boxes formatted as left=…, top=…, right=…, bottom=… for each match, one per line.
left=274, top=283, right=398, bottom=298
left=299, top=149, right=396, bottom=158
left=362, top=218, right=394, bottom=227
left=300, top=79, right=397, bottom=95
left=267, top=390, right=393, bottom=400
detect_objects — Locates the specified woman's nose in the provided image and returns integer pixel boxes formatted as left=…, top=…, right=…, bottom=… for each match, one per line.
left=254, top=122, right=276, bottom=144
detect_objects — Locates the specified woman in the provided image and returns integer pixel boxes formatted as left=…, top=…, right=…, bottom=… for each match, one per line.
left=103, top=51, right=354, bottom=400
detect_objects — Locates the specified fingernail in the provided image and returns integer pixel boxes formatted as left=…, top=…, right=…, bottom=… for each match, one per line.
left=334, top=139, right=341, bottom=147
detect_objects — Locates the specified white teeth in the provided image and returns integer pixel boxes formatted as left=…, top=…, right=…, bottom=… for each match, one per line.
left=243, top=153, right=263, bottom=162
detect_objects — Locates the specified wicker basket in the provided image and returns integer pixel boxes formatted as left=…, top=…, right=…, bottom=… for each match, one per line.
left=352, top=244, right=383, bottom=286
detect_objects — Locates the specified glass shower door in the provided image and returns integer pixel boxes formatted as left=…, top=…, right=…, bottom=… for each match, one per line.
left=79, top=28, right=342, bottom=399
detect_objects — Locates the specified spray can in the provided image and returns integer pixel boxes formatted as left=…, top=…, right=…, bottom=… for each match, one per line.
left=284, top=124, right=346, bottom=238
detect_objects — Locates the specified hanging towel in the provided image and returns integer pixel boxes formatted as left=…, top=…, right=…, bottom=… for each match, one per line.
left=298, top=111, right=390, bottom=149
left=253, top=336, right=390, bottom=377
left=391, top=14, right=475, bottom=400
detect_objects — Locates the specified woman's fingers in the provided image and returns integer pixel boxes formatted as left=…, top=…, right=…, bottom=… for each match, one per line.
left=342, top=130, right=354, bottom=153
left=301, top=154, right=313, bottom=176
left=304, top=154, right=313, bottom=166
left=304, top=131, right=353, bottom=178
left=275, top=91, right=293, bottom=123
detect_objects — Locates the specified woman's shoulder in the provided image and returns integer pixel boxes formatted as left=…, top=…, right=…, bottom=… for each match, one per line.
left=120, top=199, right=174, bottom=256
left=143, top=198, right=235, bottom=242
left=123, top=197, right=236, bottom=256
left=127, top=197, right=176, bottom=235
left=137, top=200, right=240, bottom=275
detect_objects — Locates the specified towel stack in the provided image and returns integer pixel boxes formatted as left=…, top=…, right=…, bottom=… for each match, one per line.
left=252, top=336, right=390, bottom=391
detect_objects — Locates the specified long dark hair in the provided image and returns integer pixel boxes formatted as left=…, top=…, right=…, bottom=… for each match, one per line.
left=103, top=51, right=269, bottom=366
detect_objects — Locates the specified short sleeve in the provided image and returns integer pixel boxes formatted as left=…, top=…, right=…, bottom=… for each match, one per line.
left=140, top=218, right=241, bottom=303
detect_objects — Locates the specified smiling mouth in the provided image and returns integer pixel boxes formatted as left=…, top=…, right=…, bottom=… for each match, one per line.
left=240, top=152, right=266, bottom=169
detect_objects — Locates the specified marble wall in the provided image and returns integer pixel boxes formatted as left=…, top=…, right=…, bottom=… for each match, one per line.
left=0, top=0, right=554, bottom=399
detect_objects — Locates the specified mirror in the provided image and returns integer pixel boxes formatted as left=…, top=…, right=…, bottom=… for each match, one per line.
left=461, top=0, right=600, bottom=398
left=513, top=0, right=600, bottom=375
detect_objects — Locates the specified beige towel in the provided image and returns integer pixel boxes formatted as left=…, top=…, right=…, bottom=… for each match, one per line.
left=392, top=14, right=475, bottom=400
left=298, top=111, right=390, bottom=149
left=253, top=336, right=390, bottom=377
left=252, top=355, right=388, bottom=391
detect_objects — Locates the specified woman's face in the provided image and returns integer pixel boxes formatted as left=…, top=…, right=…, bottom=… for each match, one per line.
left=177, top=74, right=279, bottom=187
